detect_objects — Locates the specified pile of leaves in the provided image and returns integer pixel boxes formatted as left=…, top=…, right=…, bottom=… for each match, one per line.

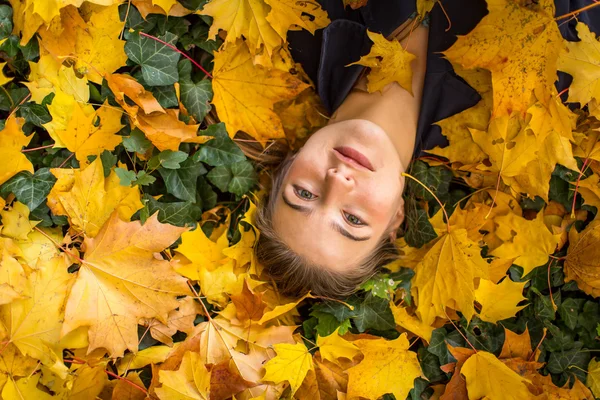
left=1, top=0, right=600, bottom=398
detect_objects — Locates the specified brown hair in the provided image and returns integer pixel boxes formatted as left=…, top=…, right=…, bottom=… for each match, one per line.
left=243, top=140, right=401, bottom=299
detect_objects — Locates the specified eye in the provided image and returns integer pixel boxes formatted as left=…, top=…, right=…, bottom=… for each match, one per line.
left=293, top=186, right=317, bottom=200
left=344, top=212, right=366, bottom=226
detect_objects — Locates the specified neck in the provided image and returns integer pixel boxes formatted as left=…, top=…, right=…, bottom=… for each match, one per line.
left=326, top=24, right=429, bottom=171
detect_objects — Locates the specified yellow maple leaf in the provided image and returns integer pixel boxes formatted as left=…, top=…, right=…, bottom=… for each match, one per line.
left=152, top=0, right=179, bottom=14
left=132, top=0, right=193, bottom=18
left=317, top=328, right=360, bottom=367
left=0, top=254, right=74, bottom=378
left=38, top=4, right=127, bottom=83
left=461, top=351, right=534, bottom=399
left=47, top=158, right=143, bottom=237
left=491, top=211, right=560, bottom=276
left=262, top=342, right=314, bottom=395
left=500, top=326, right=536, bottom=360
left=470, top=115, right=538, bottom=184
left=175, top=225, right=229, bottom=274
left=117, top=345, right=174, bottom=375
left=131, top=108, right=208, bottom=152
left=0, top=62, right=12, bottom=87
left=61, top=211, right=191, bottom=357
left=475, top=278, right=528, bottom=323
left=558, top=22, right=600, bottom=107
left=199, top=0, right=329, bottom=63
left=24, top=54, right=90, bottom=104
left=156, top=351, right=211, bottom=400
left=48, top=157, right=143, bottom=237
left=576, top=174, right=600, bottom=211
left=0, top=240, right=29, bottom=305
left=211, top=39, right=309, bottom=144
left=45, top=98, right=124, bottom=167
left=565, top=217, right=600, bottom=297
left=346, top=334, right=422, bottom=400
left=263, top=0, right=330, bottom=45
left=0, top=201, right=40, bottom=241
left=257, top=291, right=313, bottom=325
left=143, top=297, right=203, bottom=346
left=348, top=30, right=416, bottom=94
left=1, top=374, right=54, bottom=400
left=504, top=96, right=578, bottom=200
left=588, top=359, right=600, bottom=399
left=390, top=302, right=434, bottom=343
left=0, top=115, right=34, bottom=186
left=443, top=0, right=562, bottom=117
left=8, top=0, right=44, bottom=45
left=105, top=73, right=164, bottom=115
left=411, top=228, right=489, bottom=326
left=29, top=0, right=118, bottom=24
left=417, top=0, right=437, bottom=15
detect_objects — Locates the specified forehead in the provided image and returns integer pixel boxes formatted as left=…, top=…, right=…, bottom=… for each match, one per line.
left=272, top=195, right=378, bottom=272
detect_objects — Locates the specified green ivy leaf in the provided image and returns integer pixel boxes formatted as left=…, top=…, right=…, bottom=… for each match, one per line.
left=404, top=204, right=437, bottom=248
left=0, top=5, right=13, bottom=40
left=558, top=298, right=584, bottom=331
left=158, top=150, right=188, bottom=169
left=123, top=129, right=153, bottom=154
left=179, top=60, right=213, bottom=122
left=0, top=168, right=56, bottom=211
left=149, top=85, right=178, bottom=108
left=125, top=31, right=180, bottom=86
left=227, top=161, right=257, bottom=196
left=115, top=168, right=136, bottom=186
left=140, top=193, right=201, bottom=227
left=17, top=103, right=51, bottom=127
left=360, top=275, right=398, bottom=299
left=206, top=165, right=232, bottom=192
left=134, top=171, right=156, bottom=186
left=194, top=123, right=246, bottom=167
left=408, top=160, right=453, bottom=201
left=352, top=293, right=395, bottom=333
left=159, top=158, right=207, bottom=202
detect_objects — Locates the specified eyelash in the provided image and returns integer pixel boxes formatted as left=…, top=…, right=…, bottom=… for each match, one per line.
left=293, top=186, right=366, bottom=226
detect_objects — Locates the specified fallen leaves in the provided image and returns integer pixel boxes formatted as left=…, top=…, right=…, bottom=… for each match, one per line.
left=0, top=0, right=598, bottom=398
left=349, top=30, right=416, bottom=94
left=211, top=39, right=309, bottom=143
left=61, top=211, right=191, bottom=357
left=443, top=0, right=562, bottom=117
left=346, top=334, right=422, bottom=400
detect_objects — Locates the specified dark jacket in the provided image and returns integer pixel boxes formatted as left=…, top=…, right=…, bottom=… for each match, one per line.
left=286, top=0, right=600, bottom=159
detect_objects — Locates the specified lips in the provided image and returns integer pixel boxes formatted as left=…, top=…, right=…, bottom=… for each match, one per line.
left=333, top=146, right=375, bottom=171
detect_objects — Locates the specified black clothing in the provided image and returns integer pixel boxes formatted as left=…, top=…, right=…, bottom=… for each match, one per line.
left=286, top=0, right=600, bottom=158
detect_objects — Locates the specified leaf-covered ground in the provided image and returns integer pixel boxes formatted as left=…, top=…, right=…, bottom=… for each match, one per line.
left=1, top=0, right=600, bottom=399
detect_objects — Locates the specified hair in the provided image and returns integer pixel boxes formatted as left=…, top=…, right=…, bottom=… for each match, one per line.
left=243, top=140, right=401, bottom=299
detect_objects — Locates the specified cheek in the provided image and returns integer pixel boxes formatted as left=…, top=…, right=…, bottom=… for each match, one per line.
left=358, top=175, right=403, bottom=216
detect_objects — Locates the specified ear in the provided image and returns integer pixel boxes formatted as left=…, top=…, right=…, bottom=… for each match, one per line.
left=388, top=198, right=406, bottom=241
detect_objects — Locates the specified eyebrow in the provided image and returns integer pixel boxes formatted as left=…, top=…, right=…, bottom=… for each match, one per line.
left=281, top=192, right=371, bottom=242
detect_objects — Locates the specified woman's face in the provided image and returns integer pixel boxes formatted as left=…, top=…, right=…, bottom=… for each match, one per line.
left=272, top=119, right=407, bottom=272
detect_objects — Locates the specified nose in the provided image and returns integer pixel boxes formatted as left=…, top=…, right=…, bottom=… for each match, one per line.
left=325, top=165, right=354, bottom=196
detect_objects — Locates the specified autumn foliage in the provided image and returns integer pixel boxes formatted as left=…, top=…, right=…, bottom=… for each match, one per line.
left=1, top=0, right=600, bottom=399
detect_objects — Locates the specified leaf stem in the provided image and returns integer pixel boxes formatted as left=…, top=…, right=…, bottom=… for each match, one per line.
left=442, top=308, right=478, bottom=353
left=33, top=226, right=85, bottom=264
left=21, top=144, right=54, bottom=153
left=571, top=157, right=590, bottom=218
left=528, top=328, right=547, bottom=361
left=138, top=32, right=213, bottom=79
left=547, top=259, right=558, bottom=312
left=58, top=152, right=75, bottom=169
left=401, top=171, right=450, bottom=232
left=555, top=2, right=600, bottom=20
